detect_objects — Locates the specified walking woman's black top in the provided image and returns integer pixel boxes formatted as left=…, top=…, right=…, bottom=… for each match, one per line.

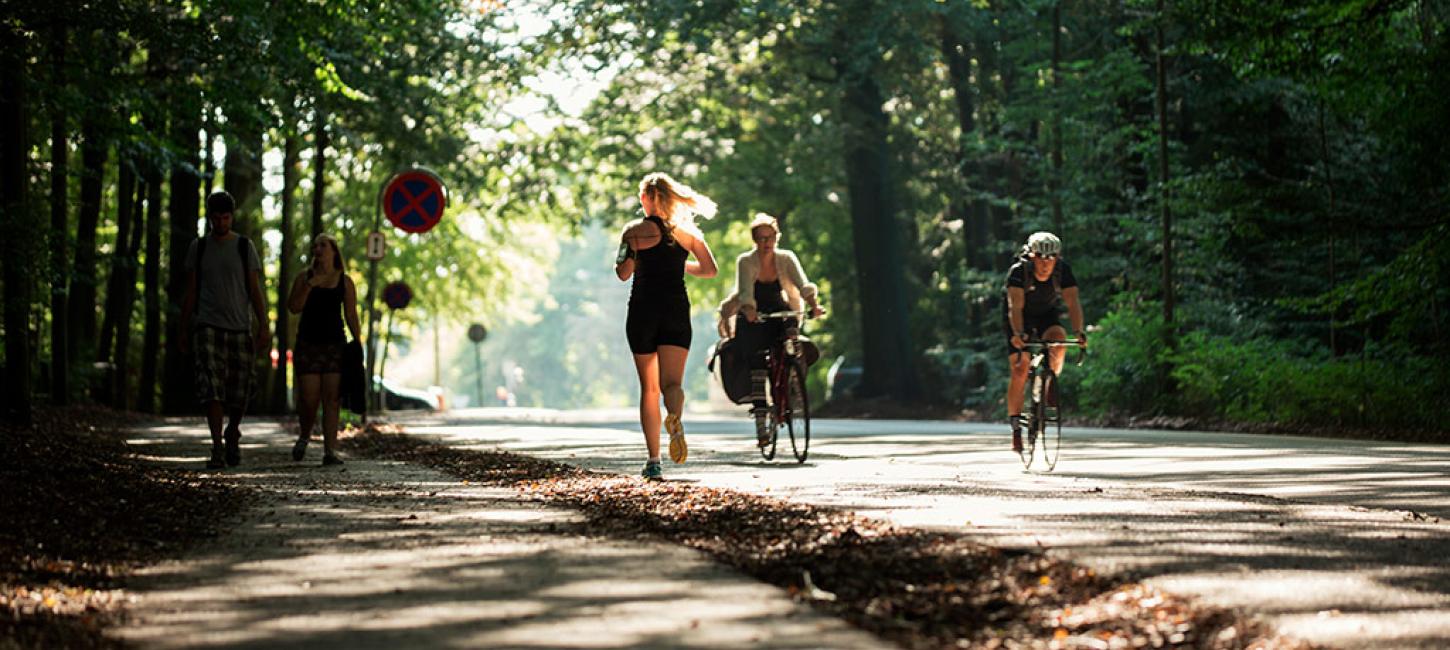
left=297, top=274, right=346, bottom=344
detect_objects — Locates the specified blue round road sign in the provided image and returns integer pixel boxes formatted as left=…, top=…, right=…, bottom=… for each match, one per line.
left=382, top=281, right=413, bottom=310
left=383, top=169, right=447, bottom=234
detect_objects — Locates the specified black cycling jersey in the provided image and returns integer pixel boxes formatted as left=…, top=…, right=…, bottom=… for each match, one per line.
left=1004, top=258, right=1077, bottom=319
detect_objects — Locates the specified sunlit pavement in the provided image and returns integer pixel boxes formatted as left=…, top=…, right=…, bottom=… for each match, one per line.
left=115, top=419, right=882, bottom=650
left=399, top=407, right=1450, bottom=650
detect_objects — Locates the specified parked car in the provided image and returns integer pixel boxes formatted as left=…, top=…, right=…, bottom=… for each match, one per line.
left=373, top=376, right=440, bottom=411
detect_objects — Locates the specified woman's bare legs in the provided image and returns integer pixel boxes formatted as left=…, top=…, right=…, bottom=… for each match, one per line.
left=320, top=372, right=342, bottom=457
left=632, top=352, right=662, bottom=460
left=297, top=373, right=321, bottom=444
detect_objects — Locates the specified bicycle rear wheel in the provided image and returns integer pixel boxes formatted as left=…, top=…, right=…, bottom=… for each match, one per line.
left=1038, top=371, right=1062, bottom=471
left=784, top=360, right=810, bottom=463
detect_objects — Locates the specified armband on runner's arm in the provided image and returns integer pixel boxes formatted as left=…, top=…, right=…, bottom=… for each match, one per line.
left=615, top=240, right=635, bottom=265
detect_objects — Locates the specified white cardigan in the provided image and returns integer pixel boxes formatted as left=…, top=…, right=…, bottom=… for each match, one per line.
left=717, top=248, right=819, bottom=320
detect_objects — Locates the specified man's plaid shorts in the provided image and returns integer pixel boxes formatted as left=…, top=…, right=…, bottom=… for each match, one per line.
left=193, top=325, right=255, bottom=409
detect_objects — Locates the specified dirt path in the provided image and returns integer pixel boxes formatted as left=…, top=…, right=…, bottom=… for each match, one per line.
left=113, top=419, right=882, bottom=649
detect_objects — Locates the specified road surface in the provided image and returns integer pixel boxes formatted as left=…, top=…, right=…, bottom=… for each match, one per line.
left=395, top=407, right=1450, bottom=649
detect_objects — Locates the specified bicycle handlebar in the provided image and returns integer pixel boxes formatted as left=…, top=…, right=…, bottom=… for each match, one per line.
left=757, top=310, right=817, bottom=321
left=1015, top=338, right=1088, bottom=365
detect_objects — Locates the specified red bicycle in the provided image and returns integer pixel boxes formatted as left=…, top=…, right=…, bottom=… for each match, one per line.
left=756, top=310, right=812, bottom=463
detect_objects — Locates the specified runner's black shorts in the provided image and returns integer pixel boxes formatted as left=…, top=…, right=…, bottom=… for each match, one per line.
left=627, top=296, right=692, bottom=354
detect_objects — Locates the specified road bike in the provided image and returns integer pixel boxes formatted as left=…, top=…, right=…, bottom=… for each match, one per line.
left=755, top=310, right=813, bottom=463
left=1015, top=338, right=1085, bottom=471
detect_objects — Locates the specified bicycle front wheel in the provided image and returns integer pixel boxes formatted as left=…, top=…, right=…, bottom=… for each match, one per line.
left=1038, top=371, right=1062, bottom=471
left=784, top=360, right=811, bottom=463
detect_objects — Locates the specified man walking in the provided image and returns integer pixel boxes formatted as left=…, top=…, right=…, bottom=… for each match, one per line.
left=179, top=191, right=268, bottom=469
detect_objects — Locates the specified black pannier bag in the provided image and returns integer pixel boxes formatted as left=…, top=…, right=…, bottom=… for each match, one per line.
left=708, top=338, right=754, bottom=405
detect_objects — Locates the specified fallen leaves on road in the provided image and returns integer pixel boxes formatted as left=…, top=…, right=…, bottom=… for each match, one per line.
left=343, top=426, right=1315, bottom=650
left=1, top=407, right=251, bottom=649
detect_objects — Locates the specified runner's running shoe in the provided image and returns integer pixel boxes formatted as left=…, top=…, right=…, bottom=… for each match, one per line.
left=665, top=413, right=687, bottom=464
left=642, top=460, right=663, bottom=480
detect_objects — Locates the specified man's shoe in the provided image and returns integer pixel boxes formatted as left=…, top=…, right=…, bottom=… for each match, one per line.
left=1010, top=416, right=1025, bottom=454
left=641, top=460, right=663, bottom=480
left=292, top=436, right=309, bottom=461
left=665, top=413, right=687, bottom=464
left=321, top=454, right=344, bottom=467
left=223, top=428, right=241, bottom=467
left=206, top=445, right=226, bottom=470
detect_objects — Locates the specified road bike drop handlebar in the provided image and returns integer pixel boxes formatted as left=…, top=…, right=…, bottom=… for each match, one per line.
left=1015, top=338, right=1088, bottom=366
left=756, top=310, right=818, bottom=321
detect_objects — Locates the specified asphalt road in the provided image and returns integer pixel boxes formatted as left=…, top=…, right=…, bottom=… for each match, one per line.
left=395, top=407, right=1450, bottom=650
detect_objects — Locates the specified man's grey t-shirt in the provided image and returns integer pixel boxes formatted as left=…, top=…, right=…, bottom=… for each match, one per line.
left=186, top=234, right=262, bottom=332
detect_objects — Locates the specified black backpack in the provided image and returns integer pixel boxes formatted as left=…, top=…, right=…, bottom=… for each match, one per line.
left=193, top=234, right=253, bottom=300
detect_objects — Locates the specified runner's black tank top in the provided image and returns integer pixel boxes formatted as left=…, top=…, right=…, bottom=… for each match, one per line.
left=298, top=275, right=346, bottom=343
left=630, top=216, right=688, bottom=301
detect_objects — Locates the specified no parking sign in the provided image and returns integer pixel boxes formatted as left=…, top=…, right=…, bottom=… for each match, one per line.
left=382, top=282, right=413, bottom=310
left=382, top=169, right=447, bottom=234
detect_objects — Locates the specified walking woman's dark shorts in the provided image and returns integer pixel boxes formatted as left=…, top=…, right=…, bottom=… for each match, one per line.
left=294, top=339, right=345, bottom=374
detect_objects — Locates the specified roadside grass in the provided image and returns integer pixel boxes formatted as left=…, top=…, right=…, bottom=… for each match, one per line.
left=344, top=424, right=1315, bottom=650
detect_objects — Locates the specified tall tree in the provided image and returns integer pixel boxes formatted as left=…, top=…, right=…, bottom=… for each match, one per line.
left=114, top=177, right=146, bottom=409
left=48, top=21, right=70, bottom=405
left=311, top=111, right=326, bottom=239
left=1156, top=0, right=1174, bottom=330
left=164, top=82, right=203, bottom=414
left=1, top=22, right=32, bottom=425
left=70, top=108, right=107, bottom=365
left=97, top=154, right=136, bottom=405
left=138, top=151, right=164, bottom=413
left=273, top=132, right=301, bottom=413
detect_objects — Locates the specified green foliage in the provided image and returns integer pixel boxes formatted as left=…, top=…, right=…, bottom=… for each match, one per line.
left=1077, top=297, right=1173, bottom=417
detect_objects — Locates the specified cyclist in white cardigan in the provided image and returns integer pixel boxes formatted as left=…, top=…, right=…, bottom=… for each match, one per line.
left=717, top=214, right=823, bottom=445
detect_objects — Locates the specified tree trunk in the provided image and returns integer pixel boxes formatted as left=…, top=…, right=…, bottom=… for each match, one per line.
left=1050, top=1, right=1065, bottom=234
left=70, top=116, right=105, bottom=366
left=138, top=157, right=163, bottom=413
left=97, top=155, right=134, bottom=405
left=1155, top=0, right=1174, bottom=329
left=114, top=177, right=146, bottom=409
left=223, top=118, right=264, bottom=237
left=1153, top=0, right=1176, bottom=402
left=164, top=91, right=202, bottom=413
left=273, top=134, right=300, bottom=414
left=311, top=110, right=327, bottom=238
left=842, top=74, right=920, bottom=402
left=941, top=16, right=990, bottom=380
left=1, top=33, right=33, bottom=425
left=202, top=107, right=215, bottom=198
left=49, top=22, right=70, bottom=405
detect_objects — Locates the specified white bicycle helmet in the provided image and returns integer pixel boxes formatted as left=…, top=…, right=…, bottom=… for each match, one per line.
left=1025, top=231, right=1062, bottom=258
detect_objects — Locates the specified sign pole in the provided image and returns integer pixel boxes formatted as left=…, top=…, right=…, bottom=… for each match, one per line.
left=363, top=180, right=387, bottom=419
left=378, top=308, right=394, bottom=398
left=474, top=341, right=483, bottom=408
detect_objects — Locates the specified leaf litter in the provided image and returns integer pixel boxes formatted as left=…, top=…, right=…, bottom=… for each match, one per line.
left=342, top=424, right=1317, bottom=650
left=1, top=406, right=251, bottom=649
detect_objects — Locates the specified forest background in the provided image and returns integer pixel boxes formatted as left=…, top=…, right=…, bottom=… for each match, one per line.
left=2, top=0, right=1446, bottom=435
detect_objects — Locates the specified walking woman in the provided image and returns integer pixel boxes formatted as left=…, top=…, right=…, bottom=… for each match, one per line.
left=615, top=172, right=718, bottom=480
left=287, top=234, right=362, bottom=466
left=716, top=213, right=823, bottom=446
